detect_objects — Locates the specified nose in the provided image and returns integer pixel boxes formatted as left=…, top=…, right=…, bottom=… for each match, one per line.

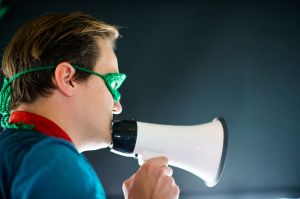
left=113, top=102, right=122, bottom=114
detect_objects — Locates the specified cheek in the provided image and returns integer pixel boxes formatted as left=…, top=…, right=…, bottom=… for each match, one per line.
left=93, top=85, right=114, bottom=115
left=96, top=81, right=114, bottom=103
left=84, top=78, right=114, bottom=114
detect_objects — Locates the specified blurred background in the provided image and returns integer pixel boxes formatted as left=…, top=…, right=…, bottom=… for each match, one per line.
left=0, top=0, right=300, bottom=198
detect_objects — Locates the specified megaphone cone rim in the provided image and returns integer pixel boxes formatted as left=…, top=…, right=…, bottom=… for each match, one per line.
left=205, top=117, right=228, bottom=187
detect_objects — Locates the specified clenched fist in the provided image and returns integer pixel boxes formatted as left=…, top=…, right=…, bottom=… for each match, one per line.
left=122, top=156, right=180, bottom=199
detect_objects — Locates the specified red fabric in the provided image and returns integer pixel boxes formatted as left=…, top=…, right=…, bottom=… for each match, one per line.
left=9, top=111, right=73, bottom=144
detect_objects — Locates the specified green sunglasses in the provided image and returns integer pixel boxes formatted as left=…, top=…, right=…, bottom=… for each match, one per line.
left=72, top=65, right=126, bottom=102
left=1, top=65, right=126, bottom=102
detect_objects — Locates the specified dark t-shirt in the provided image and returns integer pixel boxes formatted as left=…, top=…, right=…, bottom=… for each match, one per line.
left=0, top=128, right=106, bottom=199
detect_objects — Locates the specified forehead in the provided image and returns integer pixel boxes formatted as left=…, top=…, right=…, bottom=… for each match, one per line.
left=94, top=38, right=119, bottom=74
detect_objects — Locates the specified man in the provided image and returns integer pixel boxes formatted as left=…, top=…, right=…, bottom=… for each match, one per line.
left=0, top=12, right=179, bottom=198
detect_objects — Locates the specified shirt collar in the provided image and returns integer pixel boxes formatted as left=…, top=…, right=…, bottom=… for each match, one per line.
left=9, top=111, right=73, bottom=144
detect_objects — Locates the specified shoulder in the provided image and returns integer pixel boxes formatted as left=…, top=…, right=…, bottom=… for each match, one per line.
left=0, top=128, right=78, bottom=160
left=26, top=134, right=79, bottom=156
left=0, top=128, right=77, bottom=172
left=0, top=128, right=50, bottom=181
left=20, top=136, right=90, bottom=175
left=9, top=131, right=105, bottom=198
left=16, top=135, right=92, bottom=179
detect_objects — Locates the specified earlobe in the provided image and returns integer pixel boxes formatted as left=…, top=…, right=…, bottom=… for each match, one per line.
left=53, top=62, right=77, bottom=97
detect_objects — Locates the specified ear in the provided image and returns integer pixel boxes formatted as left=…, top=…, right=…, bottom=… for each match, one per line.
left=53, top=62, right=77, bottom=97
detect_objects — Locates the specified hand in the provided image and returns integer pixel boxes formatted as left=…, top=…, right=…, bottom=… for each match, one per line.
left=122, top=156, right=180, bottom=199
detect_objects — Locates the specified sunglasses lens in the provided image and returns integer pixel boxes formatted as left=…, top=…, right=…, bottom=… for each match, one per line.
left=104, top=73, right=126, bottom=102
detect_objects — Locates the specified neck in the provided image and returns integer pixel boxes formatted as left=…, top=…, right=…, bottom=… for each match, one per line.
left=14, top=93, right=87, bottom=152
left=14, top=89, right=111, bottom=152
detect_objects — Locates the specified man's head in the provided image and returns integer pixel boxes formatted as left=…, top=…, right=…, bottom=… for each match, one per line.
left=1, top=12, right=124, bottom=151
left=2, top=12, right=119, bottom=110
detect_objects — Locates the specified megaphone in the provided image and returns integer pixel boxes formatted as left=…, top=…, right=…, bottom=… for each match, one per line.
left=110, top=117, right=228, bottom=187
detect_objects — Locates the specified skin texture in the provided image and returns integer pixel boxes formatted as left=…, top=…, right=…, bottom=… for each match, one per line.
left=123, top=156, right=180, bottom=199
left=15, top=38, right=180, bottom=199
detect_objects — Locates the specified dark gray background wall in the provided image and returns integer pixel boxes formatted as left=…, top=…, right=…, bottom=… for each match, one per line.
left=1, top=0, right=299, bottom=198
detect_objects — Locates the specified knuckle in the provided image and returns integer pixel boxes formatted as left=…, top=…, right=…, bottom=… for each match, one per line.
left=159, top=156, right=168, bottom=162
left=158, top=167, right=166, bottom=176
left=170, top=177, right=177, bottom=187
left=123, top=180, right=129, bottom=187
left=141, top=162, right=151, bottom=172
left=162, top=176, right=174, bottom=185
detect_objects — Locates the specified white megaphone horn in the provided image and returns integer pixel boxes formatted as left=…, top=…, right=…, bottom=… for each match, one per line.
left=110, top=117, right=228, bottom=187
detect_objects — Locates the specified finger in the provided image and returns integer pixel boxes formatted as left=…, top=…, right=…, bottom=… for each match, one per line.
left=145, top=156, right=169, bottom=167
left=122, top=174, right=135, bottom=191
left=122, top=177, right=132, bottom=199
left=158, top=166, right=173, bottom=177
left=164, top=166, right=173, bottom=177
